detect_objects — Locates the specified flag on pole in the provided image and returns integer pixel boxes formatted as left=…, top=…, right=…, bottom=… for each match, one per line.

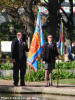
left=27, top=13, right=45, bottom=72
left=58, top=21, right=65, bottom=57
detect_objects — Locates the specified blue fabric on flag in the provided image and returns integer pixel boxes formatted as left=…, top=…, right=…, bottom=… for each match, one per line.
left=58, top=22, right=65, bottom=56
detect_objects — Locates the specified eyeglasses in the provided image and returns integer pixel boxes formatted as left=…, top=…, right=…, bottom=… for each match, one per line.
left=17, top=34, right=21, bottom=36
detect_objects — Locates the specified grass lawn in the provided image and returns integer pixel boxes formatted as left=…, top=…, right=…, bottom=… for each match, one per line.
left=53, top=79, right=75, bottom=85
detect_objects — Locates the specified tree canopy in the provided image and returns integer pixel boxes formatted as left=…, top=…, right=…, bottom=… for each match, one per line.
left=0, top=0, right=74, bottom=40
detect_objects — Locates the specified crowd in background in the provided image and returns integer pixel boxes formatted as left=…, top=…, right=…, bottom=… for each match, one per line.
left=66, top=41, right=75, bottom=61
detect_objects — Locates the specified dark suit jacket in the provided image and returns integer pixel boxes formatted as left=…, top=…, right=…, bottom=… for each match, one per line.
left=11, top=39, right=28, bottom=62
left=43, top=42, right=58, bottom=63
left=71, top=46, right=75, bottom=54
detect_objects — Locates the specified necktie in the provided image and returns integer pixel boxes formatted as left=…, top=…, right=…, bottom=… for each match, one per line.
left=49, top=42, right=53, bottom=48
left=19, top=40, right=22, bottom=44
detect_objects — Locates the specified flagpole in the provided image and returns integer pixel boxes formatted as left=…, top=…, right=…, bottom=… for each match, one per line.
left=41, top=58, right=43, bottom=70
left=57, top=59, right=60, bottom=87
left=57, top=19, right=62, bottom=87
left=28, top=65, right=31, bottom=83
left=27, top=35, right=31, bottom=84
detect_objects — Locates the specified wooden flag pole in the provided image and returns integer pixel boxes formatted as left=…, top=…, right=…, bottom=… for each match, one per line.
left=27, top=34, right=31, bottom=84
left=41, top=58, right=43, bottom=70
left=57, top=59, right=60, bottom=87
left=28, top=65, right=31, bottom=84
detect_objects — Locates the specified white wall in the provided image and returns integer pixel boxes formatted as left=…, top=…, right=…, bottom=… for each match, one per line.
left=1, top=41, right=12, bottom=53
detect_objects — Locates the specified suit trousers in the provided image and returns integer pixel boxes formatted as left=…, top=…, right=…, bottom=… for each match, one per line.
left=13, top=61, right=26, bottom=85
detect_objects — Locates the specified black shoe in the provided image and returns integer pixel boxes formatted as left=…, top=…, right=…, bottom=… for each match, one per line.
left=14, top=84, right=18, bottom=86
left=13, top=82, right=18, bottom=86
left=20, top=83, right=25, bottom=86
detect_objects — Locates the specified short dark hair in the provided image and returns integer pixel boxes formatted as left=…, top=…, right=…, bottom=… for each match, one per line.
left=47, top=34, right=53, bottom=38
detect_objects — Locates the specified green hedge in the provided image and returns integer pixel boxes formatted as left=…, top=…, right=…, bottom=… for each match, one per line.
left=25, top=69, right=45, bottom=82
left=1, top=63, right=13, bottom=70
left=0, top=61, right=75, bottom=81
left=25, top=68, right=75, bottom=82
left=53, top=69, right=74, bottom=80
left=55, top=61, right=75, bottom=69
left=0, top=69, right=74, bottom=81
left=1, top=61, right=75, bottom=70
left=25, top=61, right=75, bottom=82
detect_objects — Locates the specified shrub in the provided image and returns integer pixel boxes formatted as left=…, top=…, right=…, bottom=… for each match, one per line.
left=25, top=69, right=75, bottom=82
left=25, top=69, right=45, bottom=82
left=55, top=61, right=75, bottom=69
left=25, top=61, right=75, bottom=82
left=1, top=63, right=13, bottom=70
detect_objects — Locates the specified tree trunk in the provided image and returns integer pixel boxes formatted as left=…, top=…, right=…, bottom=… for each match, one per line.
left=47, top=0, right=58, bottom=39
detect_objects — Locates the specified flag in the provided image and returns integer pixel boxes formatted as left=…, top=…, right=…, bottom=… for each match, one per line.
left=68, top=46, right=75, bottom=60
left=58, top=22, right=65, bottom=57
left=27, top=13, right=45, bottom=72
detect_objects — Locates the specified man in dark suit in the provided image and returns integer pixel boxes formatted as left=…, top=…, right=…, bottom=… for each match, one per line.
left=11, top=32, right=28, bottom=86
left=43, top=35, right=58, bottom=87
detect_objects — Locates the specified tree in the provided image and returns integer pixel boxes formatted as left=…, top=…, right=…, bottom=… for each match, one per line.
left=0, top=0, right=36, bottom=39
left=43, top=0, right=73, bottom=40
left=0, top=0, right=73, bottom=40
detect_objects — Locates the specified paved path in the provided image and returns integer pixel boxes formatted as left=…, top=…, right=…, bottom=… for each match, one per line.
left=0, top=80, right=75, bottom=96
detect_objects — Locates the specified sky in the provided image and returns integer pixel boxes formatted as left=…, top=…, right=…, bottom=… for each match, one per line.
left=40, top=0, right=48, bottom=2
left=65, top=0, right=75, bottom=3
